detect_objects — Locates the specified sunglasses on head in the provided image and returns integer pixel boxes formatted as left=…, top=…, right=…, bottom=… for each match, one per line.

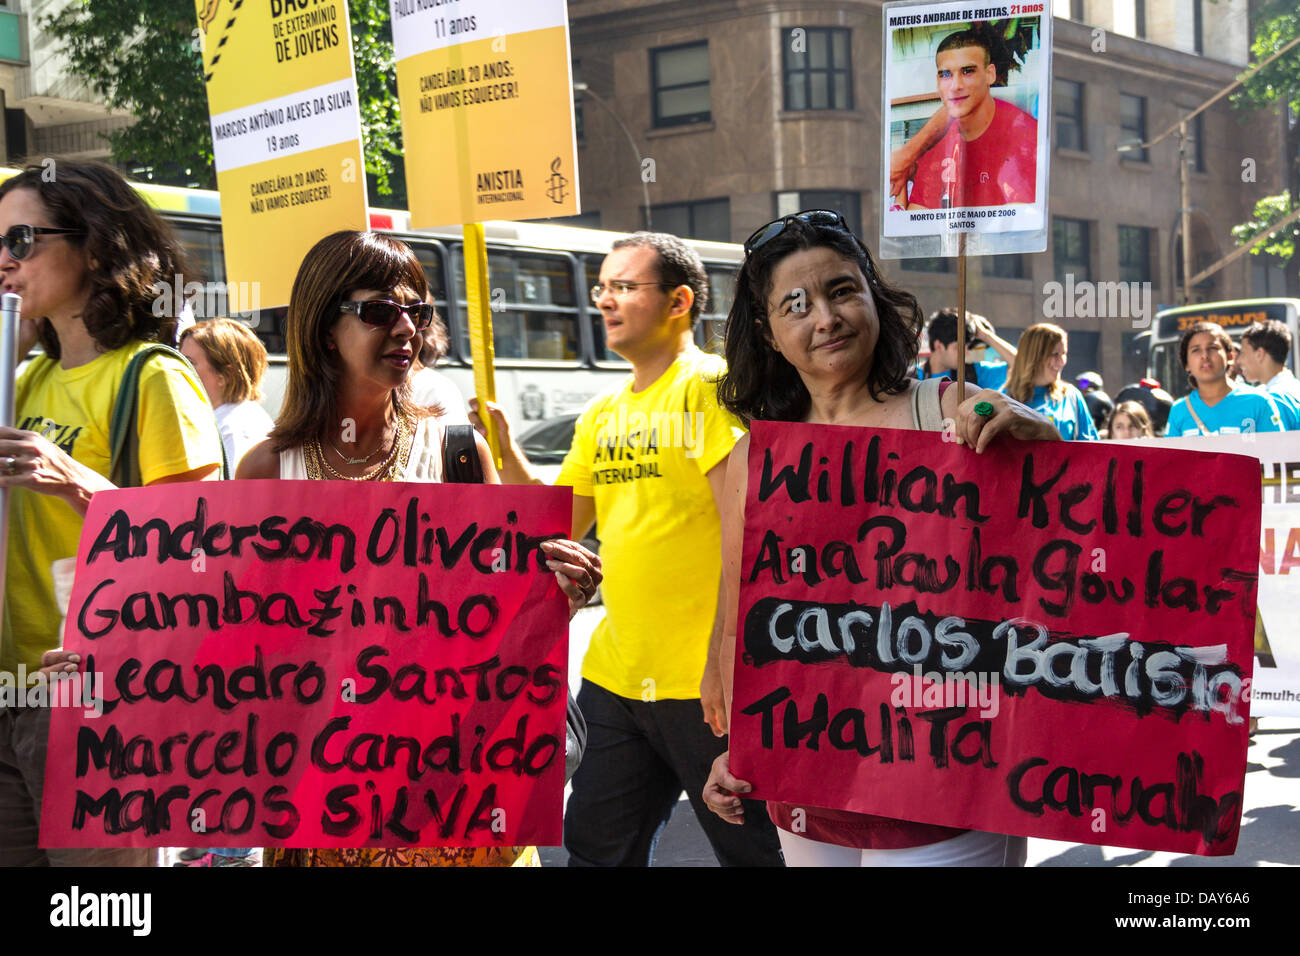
left=339, top=299, right=436, bottom=331
left=0, top=224, right=85, bottom=261
left=743, top=209, right=869, bottom=259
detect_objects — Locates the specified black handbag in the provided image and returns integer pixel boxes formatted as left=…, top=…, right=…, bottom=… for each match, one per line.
left=442, top=424, right=587, bottom=781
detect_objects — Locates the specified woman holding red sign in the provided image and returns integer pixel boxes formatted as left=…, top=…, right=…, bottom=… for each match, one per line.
left=238, top=230, right=600, bottom=867
left=701, top=211, right=1059, bottom=866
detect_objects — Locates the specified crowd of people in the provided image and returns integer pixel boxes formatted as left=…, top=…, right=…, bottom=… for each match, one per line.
left=0, top=159, right=1286, bottom=868
left=910, top=309, right=1300, bottom=442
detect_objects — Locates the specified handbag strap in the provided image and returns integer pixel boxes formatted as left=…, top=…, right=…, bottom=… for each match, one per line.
left=1185, top=397, right=1214, bottom=435
left=109, top=344, right=229, bottom=488
left=441, top=423, right=484, bottom=483
left=911, top=376, right=947, bottom=432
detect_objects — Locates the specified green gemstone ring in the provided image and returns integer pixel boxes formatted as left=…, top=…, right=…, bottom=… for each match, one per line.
left=973, top=401, right=995, bottom=417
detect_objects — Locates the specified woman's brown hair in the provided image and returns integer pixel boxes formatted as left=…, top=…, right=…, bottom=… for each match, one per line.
left=179, top=318, right=268, bottom=404
left=0, top=159, right=190, bottom=360
left=270, top=231, right=436, bottom=451
left=1005, top=323, right=1067, bottom=404
left=1109, top=400, right=1153, bottom=438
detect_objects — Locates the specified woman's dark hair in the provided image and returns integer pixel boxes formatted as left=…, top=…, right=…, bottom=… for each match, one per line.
left=1178, top=321, right=1233, bottom=390
left=271, top=231, right=438, bottom=451
left=717, top=219, right=922, bottom=425
left=0, top=159, right=191, bottom=360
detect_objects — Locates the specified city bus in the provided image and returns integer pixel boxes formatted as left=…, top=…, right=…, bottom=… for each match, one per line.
left=1148, top=298, right=1300, bottom=398
left=110, top=178, right=746, bottom=423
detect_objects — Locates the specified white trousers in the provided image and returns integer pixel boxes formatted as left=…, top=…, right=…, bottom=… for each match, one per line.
left=778, top=827, right=1027, bottom=867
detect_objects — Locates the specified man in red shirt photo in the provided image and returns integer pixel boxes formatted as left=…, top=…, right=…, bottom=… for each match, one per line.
left=901, top=29, right=1038, bottom=210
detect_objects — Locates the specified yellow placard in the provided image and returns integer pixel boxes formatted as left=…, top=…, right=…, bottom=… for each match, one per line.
left=462, top=223, right=501, bottom=467
left=196, top=0, right=368, bottom=308
left=392, top=2, right=580, bottom=227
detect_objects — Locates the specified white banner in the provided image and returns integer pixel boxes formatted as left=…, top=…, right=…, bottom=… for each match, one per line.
left=391, top=0, right=567, bottom=62
left=209, top=77, right=364, bottom=174
left=1120, top=431, right=1300, bottom=717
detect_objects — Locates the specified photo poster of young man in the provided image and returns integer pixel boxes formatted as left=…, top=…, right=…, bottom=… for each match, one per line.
left=880, top=0, right=1052, bottom=259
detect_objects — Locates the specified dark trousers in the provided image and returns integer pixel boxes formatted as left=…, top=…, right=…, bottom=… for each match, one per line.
left=564, top=680, right=784, bottom=867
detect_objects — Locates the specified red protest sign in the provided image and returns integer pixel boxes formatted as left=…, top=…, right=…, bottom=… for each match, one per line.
left=730, top=422, right=1258, bottom=855
left=41, top=481, right=571, bottom=849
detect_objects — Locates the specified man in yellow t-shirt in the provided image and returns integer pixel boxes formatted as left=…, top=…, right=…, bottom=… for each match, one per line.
left=554, top=232, right=782, bottom=866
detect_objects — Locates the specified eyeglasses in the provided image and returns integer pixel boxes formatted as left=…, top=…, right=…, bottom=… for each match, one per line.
left=339, top=299, right=436, bottom=331
left=0, top=224, right=85, bottom=261
left=743, top=209, right=864, bottom=257
left=590, top=280, right=670, bottom=306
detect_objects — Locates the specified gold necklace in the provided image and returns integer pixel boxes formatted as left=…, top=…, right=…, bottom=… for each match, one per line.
left=306, top=414, right=413, bottom=481
left=328, top=437, right=382, bottom=465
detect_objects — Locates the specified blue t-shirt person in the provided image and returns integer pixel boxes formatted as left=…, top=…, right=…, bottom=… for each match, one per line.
left=1259, top=372, right=1300, bottom=431
left=917, top=359, right=1010, bottom=392
left=1022, top=383, right=1099, bottom=440
left=1166, top=383, right=1284, bottom=436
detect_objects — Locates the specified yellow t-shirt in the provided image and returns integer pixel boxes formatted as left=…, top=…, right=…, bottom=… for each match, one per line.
left=557, top=346, right=744, bottom=700
left=1, top=343, right=224, bottom=676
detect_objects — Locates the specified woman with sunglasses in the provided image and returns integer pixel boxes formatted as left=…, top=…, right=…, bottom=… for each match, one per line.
left=0, top=160, right=224, bottom=867
left=238, top=230, right=600, bottom=867
left=701, top=211, right=1060, bottom=866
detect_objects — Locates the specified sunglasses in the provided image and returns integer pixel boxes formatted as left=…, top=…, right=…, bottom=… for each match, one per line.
left=743, top=209, right=867, bottom=258
left=339, top=299, right=436, bottom=331
left=1, top=224, right=85, bottom=261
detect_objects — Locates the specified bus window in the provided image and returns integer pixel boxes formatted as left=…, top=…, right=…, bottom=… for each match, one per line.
left=455, top=249, right=581, bottom=362
left=698, top=267, right=736, bottom=356
left=409, top=241, right=449, bottom=305
left=246, top=306, right=288, bottom=356
left=173, top=222, right=225, bottom=286
left=584, top=257, right=626, bottom=364
left=1151, top=343, right=1184, bottom=397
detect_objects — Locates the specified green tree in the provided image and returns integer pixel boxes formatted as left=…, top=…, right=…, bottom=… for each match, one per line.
left=42, top=0, right=406, bottom=204
left=1230, top=0, right=1299, bottom=280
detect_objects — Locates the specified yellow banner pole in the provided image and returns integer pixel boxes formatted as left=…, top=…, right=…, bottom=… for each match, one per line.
left=463, top=222, right=501, bottom=468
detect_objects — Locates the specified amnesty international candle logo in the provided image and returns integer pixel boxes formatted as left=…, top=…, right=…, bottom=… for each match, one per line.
left=547, top=157, right=569, bottom=204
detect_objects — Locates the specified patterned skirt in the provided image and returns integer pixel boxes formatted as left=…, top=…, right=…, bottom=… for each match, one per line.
left=262, top=846, right=539, bottom=867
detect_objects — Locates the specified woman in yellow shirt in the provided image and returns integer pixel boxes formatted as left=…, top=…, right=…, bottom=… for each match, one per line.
left=0, top=160, right=224, bottom=867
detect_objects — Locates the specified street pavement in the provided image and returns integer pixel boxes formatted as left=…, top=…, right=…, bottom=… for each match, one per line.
left=545, top=607, right=1300, bottom=867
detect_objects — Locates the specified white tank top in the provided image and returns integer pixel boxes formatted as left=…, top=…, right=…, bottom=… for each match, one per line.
left=279, top=417, right=445, bottom=481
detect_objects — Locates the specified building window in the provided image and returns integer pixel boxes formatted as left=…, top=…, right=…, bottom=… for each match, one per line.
left=902, top=257, right=952, bottom=273
left=651, top=42, right=711, bottom=128
left=1119, top=94, right=1147, bottom=161
left=648, top=198, right=730, bottom=242
left=1193, top=1, right=1203, bottom=55
left=1063, top=330, right=1100, bottom=382
left=1054, top=217, right=1091, bottom=283
left=783, top=27, right=852, bottom=111
left=1186, top=113, right=1205, bottom=173
left=1134, top=0, right=1146, bottom=39
left=774, top=190, right=861, bottom=234
left=1055, top=80, right=1084, bottom=151
left=982, top=254, right=1027, bottom=279
left=1118, top=225, right=1153, bottom=284
left=1070, top=0, right=1084, bottom=21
